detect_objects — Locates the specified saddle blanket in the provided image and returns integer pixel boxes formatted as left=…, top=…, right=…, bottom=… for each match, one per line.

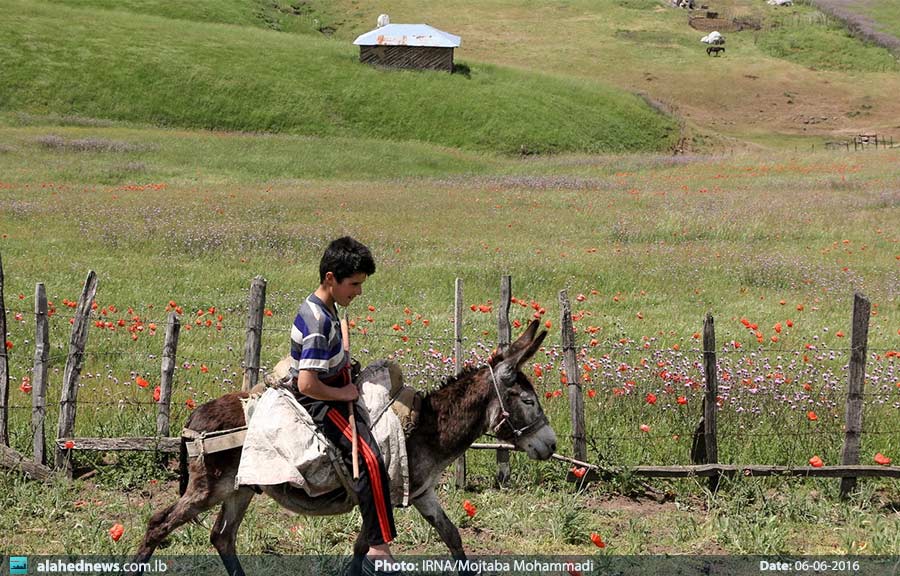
left=235, top=361, right=410, bottom=506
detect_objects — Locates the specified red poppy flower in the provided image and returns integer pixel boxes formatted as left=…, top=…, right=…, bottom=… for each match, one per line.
left=64, top=440, right=75, bottom=449
left=463, top=500, right=477, bottom=518
left=809, top=455, right=824, bottom=468
left=200, top=365, right=209, bottom=373
left=590, top=533, right=606, bottom=548
left=368, top=305, right=376, bottom=312
left=677, top=396, right=687, bottom=405
left=186, top=398, right=196, bottom=410
left=587, top=389, right=596, bottom=399
left=874, top=453, right=892, bottom=466
left=136, top=376, right=149, bottom=388
left=533, top=364, right=543, bottom=378
left=645, top=393, right=657, bottom=405
left=153, top=386, right=161, bottom=402
left=639, top=424, right=650, bottom=433
left=109, top=523, right=124, bottom=542
left=807, top=411, right=818, bottom=421
left=571, top=466, right=587, bottom=479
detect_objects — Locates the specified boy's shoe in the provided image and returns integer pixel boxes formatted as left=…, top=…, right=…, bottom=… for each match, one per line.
left=361, top=556, right=403, bottom=576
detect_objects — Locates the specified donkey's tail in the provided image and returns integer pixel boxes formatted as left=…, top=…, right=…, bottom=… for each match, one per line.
left=178, top=434, right=189, bottom=496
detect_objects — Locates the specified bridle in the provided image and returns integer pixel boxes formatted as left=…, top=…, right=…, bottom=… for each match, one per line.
left=486, top=363, right=548, bottom=439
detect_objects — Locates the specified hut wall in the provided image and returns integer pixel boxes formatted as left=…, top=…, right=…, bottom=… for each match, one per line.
left=359, top=46, right=454, bottom=72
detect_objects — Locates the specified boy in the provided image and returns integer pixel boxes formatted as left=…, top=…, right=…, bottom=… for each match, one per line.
left=289, top=236, right=397, bottom=569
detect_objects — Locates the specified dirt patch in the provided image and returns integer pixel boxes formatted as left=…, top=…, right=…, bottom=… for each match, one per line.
left=688, top=16, right=743, bottom=32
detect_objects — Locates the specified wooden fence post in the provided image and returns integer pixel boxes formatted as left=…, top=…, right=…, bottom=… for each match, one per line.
left=559, top=290, right=585, bottom=462
left=840, top=293, right=870, bottom=499
left=157, top=312, right=181, bottom=438
left=242, top=276, right=266, bottom=392
left=495, top=275, right=512, bottom=486
left=55, top=270, right=98, bottom=474
left=699, top=313, right=720, bottom=492
left=454, top=278, right=466, bottom=489
left=32, top=283, right=50, bottom=465
left=0, top=252, right=8, bottom=447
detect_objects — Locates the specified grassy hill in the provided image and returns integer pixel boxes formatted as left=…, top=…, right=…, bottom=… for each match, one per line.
left=0, top=0, right=678, bottom=154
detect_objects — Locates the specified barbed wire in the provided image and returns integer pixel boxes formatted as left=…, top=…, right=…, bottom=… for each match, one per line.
left=7, top=305, right=898, bottom=348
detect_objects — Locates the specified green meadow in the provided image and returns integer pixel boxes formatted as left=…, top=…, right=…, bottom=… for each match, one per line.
left=1, top=0, right=899, bottom=561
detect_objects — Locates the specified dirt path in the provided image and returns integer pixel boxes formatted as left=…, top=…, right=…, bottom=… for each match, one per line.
left=811, top=0, right=900, bottom=54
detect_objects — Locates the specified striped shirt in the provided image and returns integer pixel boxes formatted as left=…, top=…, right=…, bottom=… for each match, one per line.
left=289, top=293, right=348, bottom=382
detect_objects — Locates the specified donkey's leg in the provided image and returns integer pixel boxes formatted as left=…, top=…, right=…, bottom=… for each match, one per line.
left=412, top=489, right=466, bottom=559
left=210, top=487, right=255, bottom=576
left=132, top=489, right=215, bottom=566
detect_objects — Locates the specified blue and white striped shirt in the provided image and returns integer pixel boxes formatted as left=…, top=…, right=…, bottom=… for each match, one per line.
left=289, top=293, right=348, bottom=382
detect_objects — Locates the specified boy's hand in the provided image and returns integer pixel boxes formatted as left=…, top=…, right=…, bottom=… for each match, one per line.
left=337, top=383, right=359, bottom=402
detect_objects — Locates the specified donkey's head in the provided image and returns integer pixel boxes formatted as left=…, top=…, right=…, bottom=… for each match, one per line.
left=486, top=320, right=557, bottom=460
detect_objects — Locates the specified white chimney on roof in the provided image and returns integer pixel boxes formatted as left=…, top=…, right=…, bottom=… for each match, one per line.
left=377, top=14, right=390, bottom=27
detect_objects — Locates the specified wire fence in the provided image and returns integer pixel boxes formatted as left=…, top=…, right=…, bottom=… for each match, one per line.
left=1, top=272, right=897, bottom=490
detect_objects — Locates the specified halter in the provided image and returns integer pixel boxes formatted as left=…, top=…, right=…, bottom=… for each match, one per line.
left=487, top=363, right=548, bottom=439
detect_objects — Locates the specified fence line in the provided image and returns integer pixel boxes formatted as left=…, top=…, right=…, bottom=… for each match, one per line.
left=0, top=262, right=896, bottom=496
left=0, top=252, right=8, bottom=446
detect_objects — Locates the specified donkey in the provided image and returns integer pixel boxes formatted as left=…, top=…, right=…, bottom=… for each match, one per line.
left=132, top=320, right=556, bottom=576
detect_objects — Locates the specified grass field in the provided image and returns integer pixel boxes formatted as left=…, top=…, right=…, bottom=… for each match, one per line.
left=1, top=0, right=899, bottom=564
left=1, top=116, right=898, bottom=557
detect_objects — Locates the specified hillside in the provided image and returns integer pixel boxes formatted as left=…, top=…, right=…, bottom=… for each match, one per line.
left=0, top=0, right=678, bottom=155
left=297, top=0, right=900, bottom=147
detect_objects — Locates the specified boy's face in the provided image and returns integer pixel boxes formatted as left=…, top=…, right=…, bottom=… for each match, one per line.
left=328, top=272, right=367, bottom=307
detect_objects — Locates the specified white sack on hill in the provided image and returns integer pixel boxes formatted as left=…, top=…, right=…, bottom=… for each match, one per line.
left=701, top=31, right=725, bottom=44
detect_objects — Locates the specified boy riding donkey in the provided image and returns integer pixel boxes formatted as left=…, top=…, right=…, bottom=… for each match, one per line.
left=287, top=236, right=400, bottom=576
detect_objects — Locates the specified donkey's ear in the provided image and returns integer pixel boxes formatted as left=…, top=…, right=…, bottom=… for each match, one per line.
left=515, top=328, right=547, bottom=367
left=490, top=319, right=541, bottom=366
left=502, top=319, right=540, bottom=358
left=501, top=324, right=548, bottom=370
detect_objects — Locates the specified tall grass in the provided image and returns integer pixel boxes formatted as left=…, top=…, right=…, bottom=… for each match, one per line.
left=756, top=11, right=899, bottom=72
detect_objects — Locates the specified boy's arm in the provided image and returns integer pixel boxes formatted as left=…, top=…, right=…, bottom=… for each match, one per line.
left=297, top=370, right=358, bottom=402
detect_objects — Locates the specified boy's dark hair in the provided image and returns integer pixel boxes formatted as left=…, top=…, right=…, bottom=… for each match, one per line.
left=320, top=236, right=376, bottom=283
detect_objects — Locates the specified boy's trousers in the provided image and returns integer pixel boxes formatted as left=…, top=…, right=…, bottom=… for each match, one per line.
left=297, top=395, right=397, bottom=546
